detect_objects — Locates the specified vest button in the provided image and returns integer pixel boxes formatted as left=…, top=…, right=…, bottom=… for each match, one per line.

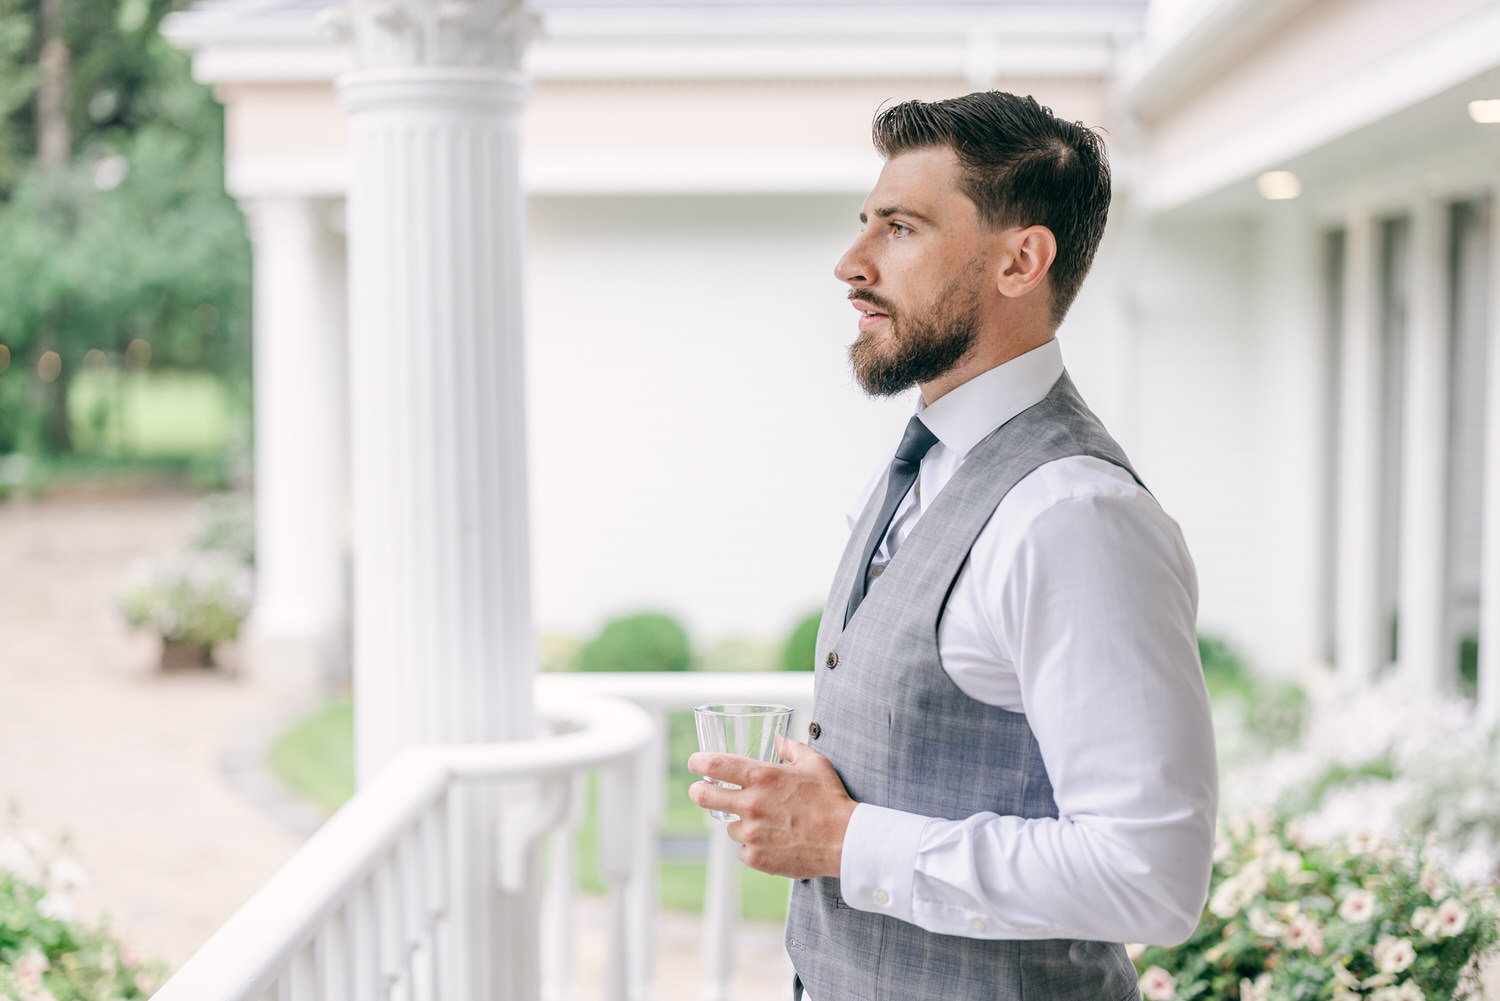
left=825, top=651, right=838, bottom=669
left=808, top=721, right=822, bottom=740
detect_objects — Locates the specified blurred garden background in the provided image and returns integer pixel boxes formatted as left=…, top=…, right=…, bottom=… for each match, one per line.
left=4, top=0, right=1500, bottom=998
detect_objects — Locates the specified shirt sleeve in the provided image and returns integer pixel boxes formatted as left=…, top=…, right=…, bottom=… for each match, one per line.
left=837, top=476, right=1218, bottom=946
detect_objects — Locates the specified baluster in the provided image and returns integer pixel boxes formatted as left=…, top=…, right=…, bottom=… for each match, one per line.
left=701, top=822, right=740, bottom=1001
left=419, top=798, right=450, bottom=1001
left=597, top=760, right=637, bottom=1001
left=350, top=881, right=381, bottom=1000
left=628, top=708, right=667, bottom=1001
left=375, top=853, right=409, bottom=1001
left=541, top=770, right=585, bottom=1001
left=319, top=903, right=351, bottom=1001
left=397, top=825, right=431, bottom=1001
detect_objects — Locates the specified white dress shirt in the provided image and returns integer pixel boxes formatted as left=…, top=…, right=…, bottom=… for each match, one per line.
left=836, top=338, right=1218, bottom=947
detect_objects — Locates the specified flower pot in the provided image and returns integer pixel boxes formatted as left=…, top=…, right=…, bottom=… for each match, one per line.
left=160, top=637, right=214, bottom=670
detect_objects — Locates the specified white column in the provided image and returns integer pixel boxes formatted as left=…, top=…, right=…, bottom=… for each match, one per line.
left=1336, top=208, right=1385, bottom=686
left=242, top=196, right=349, bottom=699
left=1480, top=190, right=1500, bottom=722
left=1398, top=198, right=1451, bottom=695
left=338, top=3, right=540, bottom=999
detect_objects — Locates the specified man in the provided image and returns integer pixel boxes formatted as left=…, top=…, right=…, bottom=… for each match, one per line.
left=688, top=91, right=1217, bottom=1001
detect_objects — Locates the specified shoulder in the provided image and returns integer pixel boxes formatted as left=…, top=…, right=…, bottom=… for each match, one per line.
left=977, top=454, right=1194, bottom=585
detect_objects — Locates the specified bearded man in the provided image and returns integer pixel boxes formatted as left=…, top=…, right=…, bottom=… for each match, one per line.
left=689, top=91, right=1217, bottom=1001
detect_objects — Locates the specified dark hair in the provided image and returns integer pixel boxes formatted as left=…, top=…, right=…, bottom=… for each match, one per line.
left=872, top=91, right=1111, bottom=328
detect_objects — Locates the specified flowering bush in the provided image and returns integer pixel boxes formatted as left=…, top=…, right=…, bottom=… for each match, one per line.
left=1132, top=816, right=1499, bottom=1000
left=187, top=492, right=254, bottom=567
left=116, top=551, right=252, bottom=649
left=0, top=820, right=166, bottom=1001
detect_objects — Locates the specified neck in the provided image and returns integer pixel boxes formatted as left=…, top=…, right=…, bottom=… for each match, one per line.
left=919, top=328, right=1054, bottom=404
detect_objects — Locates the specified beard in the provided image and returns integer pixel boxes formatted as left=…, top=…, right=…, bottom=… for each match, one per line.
left=847, top=260, right=984, bottom=397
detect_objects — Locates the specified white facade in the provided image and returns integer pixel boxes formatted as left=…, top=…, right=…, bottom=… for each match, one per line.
left=164, top=0, right=1500, bottom=702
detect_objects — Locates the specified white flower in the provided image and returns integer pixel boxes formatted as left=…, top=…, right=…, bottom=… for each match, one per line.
left=1370, top=984, right=1424, bottom=1001
left=1284, top=913, right=1324, bottom=955
left=1419, top=860, right=1444, bottom=897
left=1348, top=829, right=1382, bottom=854
left=1331, top=962, right=1362, bottom=989
left=36, top=892, right=73, bottom=922
left=1209, top=866, right=1267, bottom=918
left=1212, top=832, right=1231, bottom=862
left=0, top=835, right=35, bottom=878
left=1339, top=888, right=1377, bottom=922
left=45, top=857, right=87, bottom=891
left=1240, top=974, right=1271, bottom=1001
left=14, top=950, right=48, bottom=990
left=1138, top=966, right=1175, bottom=1001
left=1434, top=897, right=1469, bottom=937
left=1248, top=907, right=1287, bottom=938
left=1373, top=936, right=1416, bottom=973
left=1411, top=906, right=1438, bottom=937
left=20, top=828, right=44, bottom=854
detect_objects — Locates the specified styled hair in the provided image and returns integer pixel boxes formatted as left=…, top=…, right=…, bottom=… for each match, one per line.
left=872, top=92, right=1111, bottom=328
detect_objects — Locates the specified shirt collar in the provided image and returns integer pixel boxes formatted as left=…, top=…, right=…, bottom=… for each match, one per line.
left=916, top=338, right=1064, bottom=460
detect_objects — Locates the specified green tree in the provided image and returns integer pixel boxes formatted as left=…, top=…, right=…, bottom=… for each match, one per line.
left=0, top=3, right=250, bottom=456
left=577, top=613, right=693, bottom=673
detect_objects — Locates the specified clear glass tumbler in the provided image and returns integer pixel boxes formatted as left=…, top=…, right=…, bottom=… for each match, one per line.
left=692, top=703, right=795, bottom=821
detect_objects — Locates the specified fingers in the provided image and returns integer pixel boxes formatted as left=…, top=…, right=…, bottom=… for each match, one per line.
left=777, top=737, right=814, bottom=765
left=687, top=751, right=761, bottom=786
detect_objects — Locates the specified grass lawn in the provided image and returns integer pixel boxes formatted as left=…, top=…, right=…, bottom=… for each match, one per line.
left=267, top=699, right=791, bottom=922
left=67, top=369, right=245, bottom=458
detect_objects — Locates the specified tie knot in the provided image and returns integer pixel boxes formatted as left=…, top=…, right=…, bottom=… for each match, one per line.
left=894, top=415, right=939, bottom=465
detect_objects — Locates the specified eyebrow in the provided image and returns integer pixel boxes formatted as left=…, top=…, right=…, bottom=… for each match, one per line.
left=859, top=205, right=936, bottom=226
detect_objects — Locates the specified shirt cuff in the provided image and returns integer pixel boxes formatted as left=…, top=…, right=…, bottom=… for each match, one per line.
left=838, top=802, right=929, bottom=921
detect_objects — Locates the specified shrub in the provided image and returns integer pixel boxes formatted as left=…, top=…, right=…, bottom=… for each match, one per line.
left=1131, top=816, right=1500, bottom=1000
left=780, top=610, right=821, bottom=671
left=116, top=551, right=252, bottom=649
left=188, top=492, right=254, bottom=567
left=0, top=818, right=167, bottom=1000
left=577, top=613, right=691, bottom=673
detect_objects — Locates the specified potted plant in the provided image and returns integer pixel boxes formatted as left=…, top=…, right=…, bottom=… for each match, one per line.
left=117, top=551, right=252, bottom=669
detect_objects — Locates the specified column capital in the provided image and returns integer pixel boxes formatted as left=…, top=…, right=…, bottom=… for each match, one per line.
left=325, top=0, right=539, bottom=75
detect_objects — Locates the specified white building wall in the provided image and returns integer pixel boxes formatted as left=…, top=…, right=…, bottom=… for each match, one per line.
left=525, top=192, right=915, bottom=643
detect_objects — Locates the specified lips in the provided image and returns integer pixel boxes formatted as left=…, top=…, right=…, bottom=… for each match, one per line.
left=851, top=297, right=891, bottom=332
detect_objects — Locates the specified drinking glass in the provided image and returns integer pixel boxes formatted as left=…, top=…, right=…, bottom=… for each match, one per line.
left=692, top=703, right=794, bottom=821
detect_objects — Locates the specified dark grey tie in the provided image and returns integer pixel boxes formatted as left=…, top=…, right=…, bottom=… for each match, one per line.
left=845, top=415, right=940, bottom=625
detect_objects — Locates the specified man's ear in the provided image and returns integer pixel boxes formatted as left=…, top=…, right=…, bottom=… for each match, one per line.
left=994, top=225, right=1056, bottom=299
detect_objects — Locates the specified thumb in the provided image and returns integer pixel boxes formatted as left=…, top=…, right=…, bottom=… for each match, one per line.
left=778, top=736, right=817, bottom=765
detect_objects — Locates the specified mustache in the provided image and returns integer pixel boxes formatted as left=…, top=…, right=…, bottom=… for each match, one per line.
left=848, top=290, right=896, bottom=315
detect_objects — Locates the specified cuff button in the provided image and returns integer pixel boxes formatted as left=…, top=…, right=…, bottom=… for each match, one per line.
left=970, top=918, right=986, bottom=933
left=873, top=889, right=891, bottom=906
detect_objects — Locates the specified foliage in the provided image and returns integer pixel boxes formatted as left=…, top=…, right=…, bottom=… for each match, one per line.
left=0, top=23, right=251, bottom=455
left=576, top=613, right=692, bottom=673
left=1132, top=817, right=1500, bottom=1001
left=116, top=550, right=251, bottom=648
left=188, top=491, right=253, bottom=566
left=780, top=610, right=820, bottom=671
left=1201, top=634, right=1307, bottom=768
left=0, top=812, right=167, bottom=1000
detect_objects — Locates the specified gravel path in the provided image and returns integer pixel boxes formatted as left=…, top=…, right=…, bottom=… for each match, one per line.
left=0, top=489, right=793, bottom=999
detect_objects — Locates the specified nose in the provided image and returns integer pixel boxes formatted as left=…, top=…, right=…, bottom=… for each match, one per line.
left=835, top=233, right=873, bottom=287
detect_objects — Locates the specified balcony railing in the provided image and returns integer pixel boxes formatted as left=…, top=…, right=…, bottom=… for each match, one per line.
left=150, top=672, right=814, bottom=1001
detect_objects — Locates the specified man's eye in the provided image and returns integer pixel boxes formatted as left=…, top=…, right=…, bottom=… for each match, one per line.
left=889, top=222, right=912, bottom=237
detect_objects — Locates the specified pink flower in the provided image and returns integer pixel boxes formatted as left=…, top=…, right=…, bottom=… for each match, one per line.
left=1435, top=898, right=1469, bottom=938
left=1284, top=914, right=1325, bottom=955
left=1373, top=936, right=1416, bottom=973
left=1138, top=966, right=1176, bottom=1001
left=14, top=951, right=48, bottom=991
left=1339, top=888, right=1376, bottom=922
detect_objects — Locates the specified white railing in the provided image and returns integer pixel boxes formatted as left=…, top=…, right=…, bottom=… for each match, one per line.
left=150, top=671, right=812, bottom=1001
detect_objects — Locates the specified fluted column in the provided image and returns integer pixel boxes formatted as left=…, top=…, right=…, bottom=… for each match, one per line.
left=1480, top=190, right=1500, bottom=722
left=242, top=196, right=349, bottom=699
left=1336, top=208, right=1385, bottom=686
left=1397, top=198, right=1451, bottom=695
left=337, top=3, right=540, bottom=998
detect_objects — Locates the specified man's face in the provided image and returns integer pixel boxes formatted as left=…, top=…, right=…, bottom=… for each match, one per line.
left=837, top=147, right=992, bottom=397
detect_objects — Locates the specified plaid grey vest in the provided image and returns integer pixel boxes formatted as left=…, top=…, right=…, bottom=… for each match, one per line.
left=786, top=372, right=1143, bottom=1001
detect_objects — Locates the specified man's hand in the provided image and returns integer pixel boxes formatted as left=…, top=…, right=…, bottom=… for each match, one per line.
left=687, top=738, right=857, bottom=880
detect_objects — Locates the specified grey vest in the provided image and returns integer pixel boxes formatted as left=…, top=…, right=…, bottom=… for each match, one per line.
left=786, top=372, right=1143, bottom=1001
